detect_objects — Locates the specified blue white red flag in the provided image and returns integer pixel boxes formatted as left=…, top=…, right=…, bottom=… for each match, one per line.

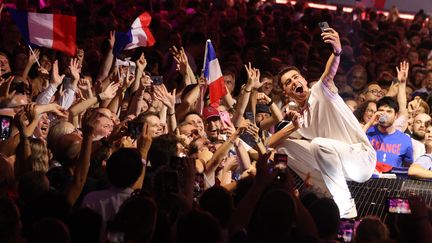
left=113, top=12, right=155, bottom=56
left=9, top=9, right=76, bottom=56
left=203, top=40, right=226, bottom=106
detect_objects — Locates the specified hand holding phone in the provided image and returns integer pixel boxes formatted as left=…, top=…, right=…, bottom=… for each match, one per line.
left=151, top=76, right=163, bottom=85
left=387, top=197, right=411, bottom=214
left=0, top=115, right=12, bottom=141
left=318, top=22, right=330, bottom=32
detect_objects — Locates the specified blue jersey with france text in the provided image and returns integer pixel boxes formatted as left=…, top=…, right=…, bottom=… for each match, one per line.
left=366, top=126, right=413, bottom=168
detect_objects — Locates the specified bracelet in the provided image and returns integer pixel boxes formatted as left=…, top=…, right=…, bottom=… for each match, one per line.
left=244, top=88, right=252, bottom=93
left=96, top=94, right=103, bottom=103
left=333, top=49, right=343, bottom=56
left=267, top=100, right=273, bottom=106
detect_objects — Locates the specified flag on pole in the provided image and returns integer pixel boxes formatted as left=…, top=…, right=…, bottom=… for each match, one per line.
left=203, top=40, right=226, bottom=106
left=9, top=9, right=76, bottom=56
left=113, top=12, right=155, bottom=56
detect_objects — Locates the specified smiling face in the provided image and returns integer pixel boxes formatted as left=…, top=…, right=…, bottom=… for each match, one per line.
left=412, top=113, right=431, bottom=140
left=280, top=69, right=309, bottom=104
left=34, top=113, right=50, bottom=139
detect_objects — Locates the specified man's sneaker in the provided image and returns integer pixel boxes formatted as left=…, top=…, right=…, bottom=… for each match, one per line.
left=341, top=198, right=358, bottom=219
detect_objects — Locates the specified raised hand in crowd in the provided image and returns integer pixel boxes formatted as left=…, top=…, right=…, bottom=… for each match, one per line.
left=0, top=75, right=15, bottom=99
left=51, top=60, right=65, bottom=88
left=397, top=61, right=409, bottom=83
left=69, top=58, right=81, bottom=89
left=244, top=62, right=263, bottom=91
left=171, top=46, right=188, bottom=76
left=154, top=84, right=176, bottom=111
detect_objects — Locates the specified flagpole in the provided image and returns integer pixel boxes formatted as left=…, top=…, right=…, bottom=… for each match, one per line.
left=202, top=39, right=209, bottom=77
left=28, top=45, right=41, bottom=67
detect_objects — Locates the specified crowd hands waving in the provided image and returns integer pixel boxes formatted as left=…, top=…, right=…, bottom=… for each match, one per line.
left=0, top=1, right=432, bottom=243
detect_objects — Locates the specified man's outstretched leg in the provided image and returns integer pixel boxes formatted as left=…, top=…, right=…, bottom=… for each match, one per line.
left=310, top=137, right=376, bottom=218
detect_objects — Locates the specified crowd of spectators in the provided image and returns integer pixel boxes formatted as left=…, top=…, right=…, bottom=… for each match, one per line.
left=1, top=0, right=432, bottom=242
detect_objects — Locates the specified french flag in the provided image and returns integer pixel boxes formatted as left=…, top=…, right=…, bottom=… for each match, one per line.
left=203, top=40, right=226, bottom=106
left=9, top=9, right=76, bottom=56
left=113, top=12, right=155, bottom=56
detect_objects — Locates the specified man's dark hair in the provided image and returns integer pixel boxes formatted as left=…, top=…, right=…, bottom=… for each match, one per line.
left=176, top=209, right=222, bottom=243
left=107, top=148, right=143, bottom=188
left=377, top=96, right=399, bottom=113
left=67, top=208, right=102, bottom=243
left=148, top=134, right=178, bottom=170
left=278, top=66, right=302, bottom=87
left=136, top=111, right=159, bottom=123
left=199, top=186, right=234, bottom=228
left=308, top=198, right=340, bottom=240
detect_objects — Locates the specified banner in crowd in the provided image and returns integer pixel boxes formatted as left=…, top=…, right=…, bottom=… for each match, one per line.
left=9, top=9, right=77, bottom=56
left=113, top=12, right=155, bottom=56
left=203, top=40, right=226, bottom=106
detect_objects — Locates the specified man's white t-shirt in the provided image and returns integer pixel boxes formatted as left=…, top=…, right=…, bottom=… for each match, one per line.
left=297, top=80, right=373, bottom=149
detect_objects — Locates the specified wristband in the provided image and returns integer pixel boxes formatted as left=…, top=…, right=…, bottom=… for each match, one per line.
left=244, top=88, right=252, bottom=93
left=267, top=100, right=273, bottom=106
left=333, top=49, right=343, bottom=56
left=96, top=94, right=103, bottom=103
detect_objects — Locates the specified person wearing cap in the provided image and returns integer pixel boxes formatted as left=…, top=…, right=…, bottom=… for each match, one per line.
left=202, top=106, right=223, bottom=142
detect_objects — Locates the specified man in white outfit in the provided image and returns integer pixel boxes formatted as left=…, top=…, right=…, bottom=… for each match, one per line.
left=272, top=27, right=376, bottom=218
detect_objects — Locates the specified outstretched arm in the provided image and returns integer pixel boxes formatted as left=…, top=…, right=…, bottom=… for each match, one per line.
left=319, top=28, right=342, bottom=92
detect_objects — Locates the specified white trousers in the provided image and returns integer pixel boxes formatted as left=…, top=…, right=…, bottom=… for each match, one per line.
left=277, top=138, right=376, bottom=218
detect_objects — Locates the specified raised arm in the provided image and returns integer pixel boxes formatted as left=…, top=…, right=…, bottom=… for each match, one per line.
left=154, top=84, right=177, bottom=132
left=232, top=63, right=263, bottom=126
left=131, top=53, right=147, bottom=94
left=319, top=28, right=342, bottom=92
left=171, top=46, right=197, bottom=85
left=267, top=110, right=301, bottom=148
left=206, top=120, right=248, bottom=172
left=36, top=60, right=64, bottom=104
left=397, top=61, right=409, bottom=117
left=65, top=114, right=95, bottom=206
left=134, top=123, right=153, bottom=189
left=255, top=92, right=283, bottom=130
left=69, top=82, right=119, bottom=117
left=96, top=31, right=115, bottom=83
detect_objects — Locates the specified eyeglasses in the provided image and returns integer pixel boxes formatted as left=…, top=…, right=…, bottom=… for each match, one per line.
left=368, top=89, right=385, bottom=96
left=365, top=109, right=376, bottom=114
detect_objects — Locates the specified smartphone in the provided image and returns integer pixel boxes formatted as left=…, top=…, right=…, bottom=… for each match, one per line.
left=127, top=120, right=143, bottom=139
left=318, top=21, right=330, bottom=32
left=338, top=219, right=356, bottom=242
left=219, top=111, right=233, bottom=128
left=244, top=111, right=255, bottom=124
left=387, top=197, right=411, bottom=214
left=0, top=116, right=12, bottom=141
left=151, top=76, right=163, bottom=85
